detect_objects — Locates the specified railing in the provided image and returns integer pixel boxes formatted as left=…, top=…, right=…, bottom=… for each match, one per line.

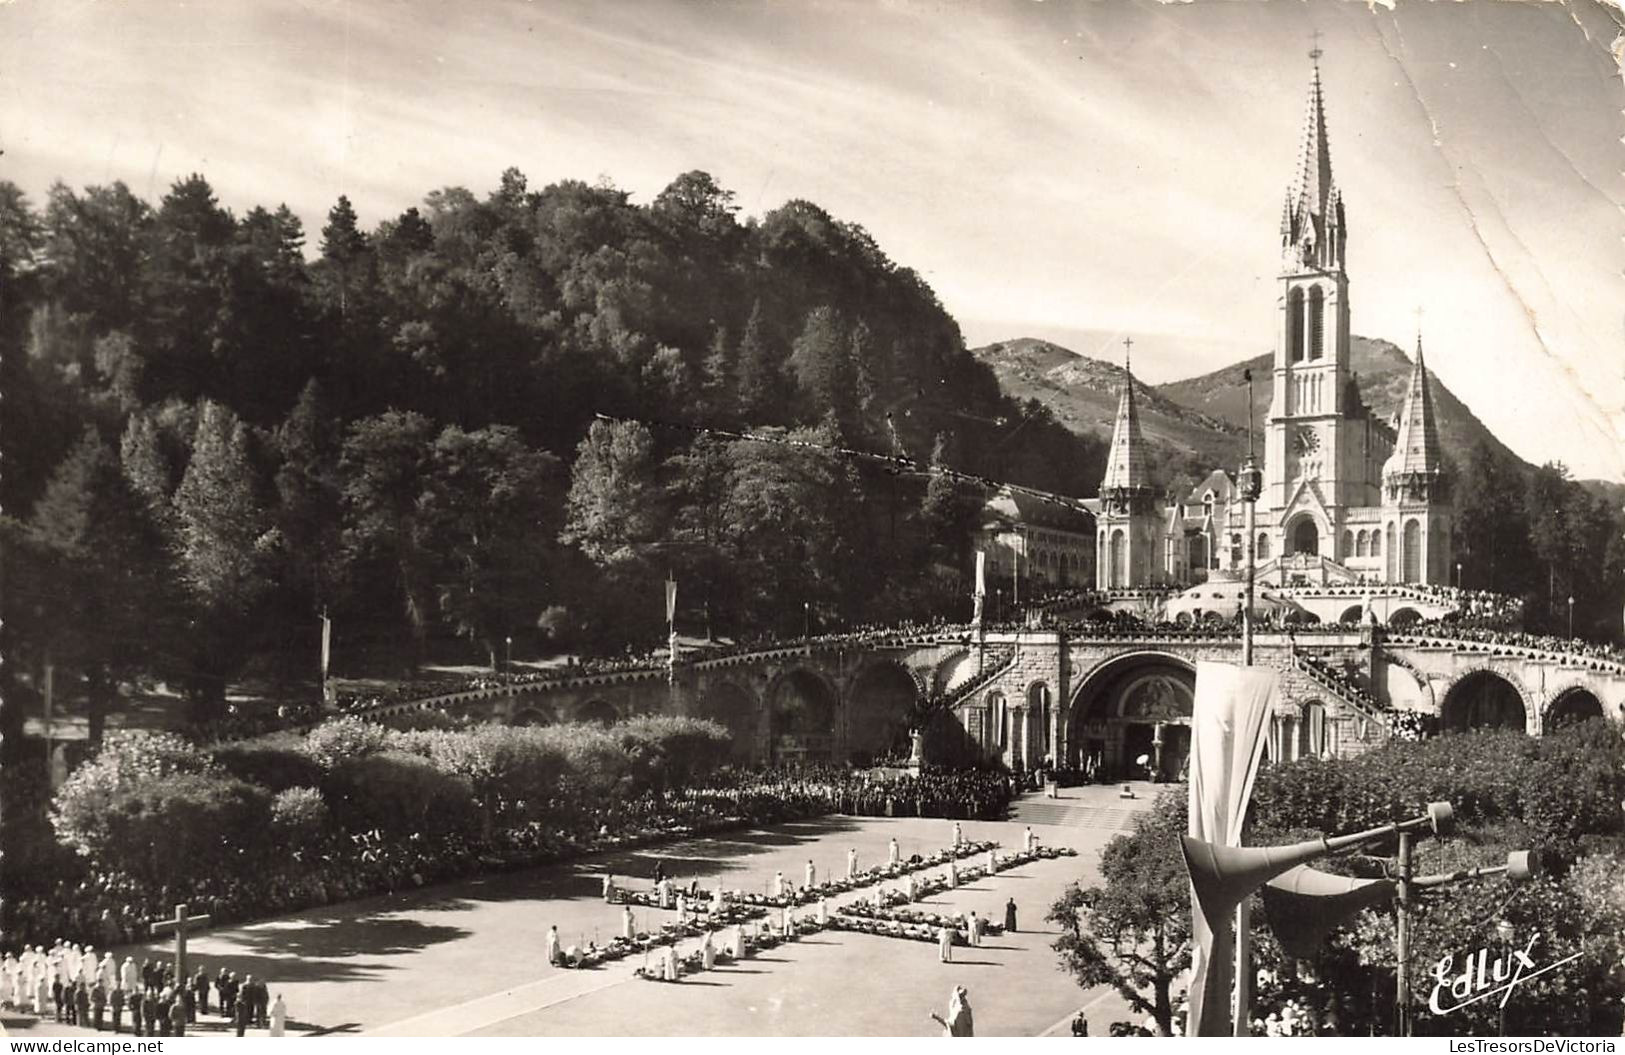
left=1292, top=652, right=1390, bottom=728
left=939, top=647, right=1018, bottom=710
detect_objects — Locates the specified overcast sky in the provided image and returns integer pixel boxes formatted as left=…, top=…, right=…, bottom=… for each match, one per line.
left=3, top=0, right=1621, bottom=479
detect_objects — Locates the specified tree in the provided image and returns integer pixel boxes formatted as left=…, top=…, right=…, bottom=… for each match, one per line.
left=1049, top=790, right=1191, bottom=1035
left=339, top=411, right=438, bottom=670
left=172, top=400, right=273, bottom=715
left=422, top=424, right=561, bottom=665
left=28, top=428, right=178, bottom=745
left=789, top=305, right=858, bottom=433
left=561, top=418, right=664, bottom=567
left=735, top=300, right=784, bottom=425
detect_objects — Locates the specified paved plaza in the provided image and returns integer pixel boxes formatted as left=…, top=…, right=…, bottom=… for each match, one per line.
left=4, top=788, right=1160, bottom=1037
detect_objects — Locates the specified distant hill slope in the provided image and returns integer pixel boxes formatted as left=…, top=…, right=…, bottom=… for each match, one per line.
left=1156, top=335, right=1528, bottom=476
left=970, top=338, right=1250, bottom=479
left=972, top=335, right=1529, bottom=493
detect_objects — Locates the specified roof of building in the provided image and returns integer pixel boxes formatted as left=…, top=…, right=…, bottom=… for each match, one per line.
left=1100, top=366, right=1153, bottom=493
left=982, top=486, right=1095, bottom=534
left=1184, top=469, right=1238, bottom=506
left=1383, top=337, right=1442, bottom=479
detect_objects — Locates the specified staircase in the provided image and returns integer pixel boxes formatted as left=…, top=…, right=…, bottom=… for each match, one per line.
left=1293, top=653, right=1390, bottom=729
left=1006, top=786, right=1159, bottom=832
left=939, top=645, right=1016, bottom=708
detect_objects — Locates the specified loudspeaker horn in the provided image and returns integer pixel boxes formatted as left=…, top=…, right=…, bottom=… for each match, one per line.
left=1261, top=865, right=1396, bottom=959
left=1181, top=803, right=1452, bottom=926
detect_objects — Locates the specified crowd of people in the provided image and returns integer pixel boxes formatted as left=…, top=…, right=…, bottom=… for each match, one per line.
left=686, top=765, right=1014, bottom=823
left=0, top=942, right=287, bottom=1036
left=1390, top=621, right=1625, bottom=672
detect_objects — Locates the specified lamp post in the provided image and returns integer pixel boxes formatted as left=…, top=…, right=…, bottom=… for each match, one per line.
left=803, top=601, right=811, bottom=639
left=1456, top=562, right=1462, bottom=590
left=1232, top=365, right=1264, bottom=1038
left=505, top=635, right=513, bottom=674
left=1495, top=918, right=1516, bottom=1036
left=1568, top=595, right=1575, bottom=639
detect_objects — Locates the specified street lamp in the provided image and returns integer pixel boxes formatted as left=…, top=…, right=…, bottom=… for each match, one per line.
left=505, top=635, right=513, bottom=674
left=803, top=601, right=810, bottom=639
left=1495, top=919, right=1516, bottom=1036
left=1456, top=562, right=1462, bottom=590
left=1567, top=595, right=1575, bottom=639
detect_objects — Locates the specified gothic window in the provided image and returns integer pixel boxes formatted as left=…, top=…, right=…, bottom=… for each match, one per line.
left=1371, top=530, right=1381, bottom=557
left=1110, top=530, right=1127, bottom=589
left=1341, top=530, right=1354, bottom=558
left=1403, top=520, right=1422, bottom=583
left=1287, top=288, right=1305, bottom=363
left=1257, top=533, right=1271, bottom=559
left=1356, top=530, right=1368, bottom=557
left=1308, top=287, right=1325, bottom=360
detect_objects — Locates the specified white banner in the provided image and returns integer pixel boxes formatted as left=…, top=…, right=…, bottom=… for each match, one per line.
left=1186, top=660, right=1280, bottom=1037
left=665, top=577, right=677, bottom=625
left=975, top=550, right=986, bottom=597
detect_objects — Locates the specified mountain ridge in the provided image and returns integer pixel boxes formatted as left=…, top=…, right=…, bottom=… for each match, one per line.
left=971, top=335, right=1529, bottom=496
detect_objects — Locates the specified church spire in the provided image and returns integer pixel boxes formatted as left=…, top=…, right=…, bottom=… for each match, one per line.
left=1384, top=334, right=1442, bottom=485
left=1283, top=44, right=1345, bottom=272
left=1100, top=337, right=1151, bottom=493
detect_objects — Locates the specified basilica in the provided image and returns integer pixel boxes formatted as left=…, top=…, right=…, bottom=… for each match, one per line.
left=1093, top=56, right=1452, bottom=591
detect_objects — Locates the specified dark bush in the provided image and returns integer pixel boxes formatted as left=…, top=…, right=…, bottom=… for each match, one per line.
left=212, top=738, right=325, bottom=792
left=323, top=750, right=478, bottom=839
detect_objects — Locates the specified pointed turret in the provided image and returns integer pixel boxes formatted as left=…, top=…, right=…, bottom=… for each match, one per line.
left=1386, top=338, right=1441, bottom=477
left=1100, top=353, right=1151, bottom=494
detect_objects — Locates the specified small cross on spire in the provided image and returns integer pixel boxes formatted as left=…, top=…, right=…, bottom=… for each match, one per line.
left=1309, top=28, right=1324, bottom=63
left=1123, top=335, right=1133, bottom=376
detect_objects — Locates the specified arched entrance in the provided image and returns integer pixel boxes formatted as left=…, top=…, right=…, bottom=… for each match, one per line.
left=1289, top=517, right=1320, bottom=557
left=1338, top=604, right=1364, bottom=625
left=697, top=681, right=760, bottom=761
left=1068, top=653, right=1195, bottom=781
left=1441, top=672, right=1525, bottom=733
left=769, top=669, right=838, bottom=763
left=1388, top=607, right=1421, bottom=628
left=576, top=699, right=617, bottom=726
left=847, top=663, right=919, bottom=765
left=1546, top=688, right=1604, bottom=730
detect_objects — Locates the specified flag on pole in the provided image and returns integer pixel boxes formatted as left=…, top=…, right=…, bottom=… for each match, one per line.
left=1185, top=661, right=1280, bottom=1036
left=665, top=576, right=677, bottom=625
left=974, top=551, right=986, bottom=597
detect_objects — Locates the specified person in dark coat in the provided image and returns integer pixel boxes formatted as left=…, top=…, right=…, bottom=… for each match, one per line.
left=129, top=989, right=145, bottom=1036
left=1004, top=897, right=1018, bottom=933
left=144, top=989, right=160, bottom=1035
left=110, top=985, right=125, bottom=1034
left=90, top=980, right=107, bottom=1030
left=181, top=982, right=196, bottom=1025
left=215, top=968, right=231, bottom=1016
left=233, top=990, right=251, bottom=1037
left=193, top=967, right=210, bottom=1016
left=74, top=982, right=91, bottom=1030
left=152, top=990, right=170, bottom=1036
left=140, top=959, right=156, bottom=994
left=51, top=976, right=64, bottom=1023
left=169, top=993, right=187, bottom=1037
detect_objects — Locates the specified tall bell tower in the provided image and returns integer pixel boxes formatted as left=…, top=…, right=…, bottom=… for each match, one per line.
left=1263, top=48, right=1355, bottom=519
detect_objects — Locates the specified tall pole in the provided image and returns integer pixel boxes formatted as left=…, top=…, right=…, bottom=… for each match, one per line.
left=43, top=651, right=54, bottom=776
left=1395, top=831, right=1413, bottom=1036
left=1233, top=365, right=1263, bottom=1037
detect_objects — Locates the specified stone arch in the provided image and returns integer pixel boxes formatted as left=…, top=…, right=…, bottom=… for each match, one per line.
left=1338, top=604, right=1365, bottom=625
left=510, top=705, right=556, bottom=727
left=696, top=680, right=760, bottom=761
left=1109, top=529, right=1127, bottom=588
left=1257, top=532, right=1271, bottom=560
left=1356, top=530, right=1369, bottom=557
left=1440, top=670, right=1530, bottom=733
left=575, top=699, right=618, bottom=726
left=846, top=662, right=920, bottom=764
left=1544, top=686, right=1605, bottom=730
left=768, top=668, right=840, bottom=763
left=1388, top=607, right=1421, bottom=627
left=1068, top=651, right=1197, bottom=781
